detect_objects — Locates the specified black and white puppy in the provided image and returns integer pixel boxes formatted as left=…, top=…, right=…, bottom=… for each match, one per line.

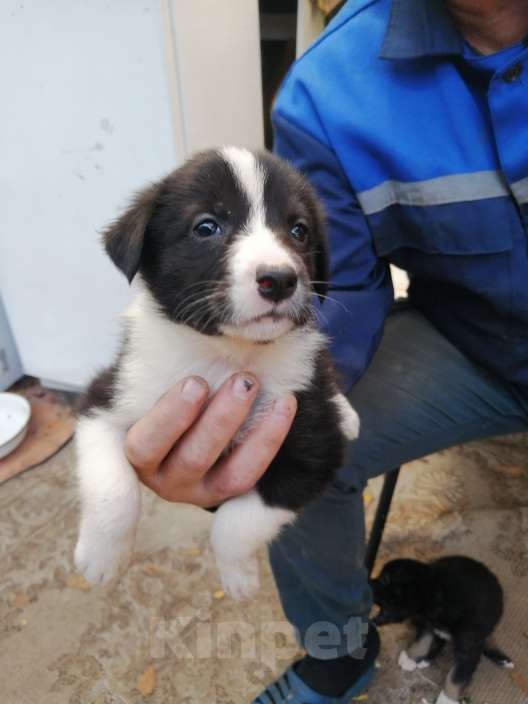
left=74, top=147, right=359, bottom=600
left=370, top=556, right=513, bottom=704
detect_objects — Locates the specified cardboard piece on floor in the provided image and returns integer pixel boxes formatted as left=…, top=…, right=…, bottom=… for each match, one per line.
left=0, top=383, right=75, bottom=484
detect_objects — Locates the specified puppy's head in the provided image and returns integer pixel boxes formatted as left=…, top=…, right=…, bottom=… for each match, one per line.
left=370, top=559, right=433, bottom=626
left=104, top=147, right=329, bottom=342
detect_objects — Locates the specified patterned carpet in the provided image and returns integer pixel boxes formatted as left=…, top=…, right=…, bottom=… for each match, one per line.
left=0, top=435, right=527, bottom=703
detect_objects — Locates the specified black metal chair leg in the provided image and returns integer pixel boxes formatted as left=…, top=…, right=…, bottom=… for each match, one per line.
left=365, top=467, right=401, bottom=576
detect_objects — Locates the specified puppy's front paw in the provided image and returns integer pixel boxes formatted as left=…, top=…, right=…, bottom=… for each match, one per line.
left=333, top=394, right=360, bottom=440
left=74, top=530, right=134, bottom=585
left=216, top=556, right=260, bottom=601
left=435, top=691, right=459, bottom=704
left=398, top=649, right=418, bottom=671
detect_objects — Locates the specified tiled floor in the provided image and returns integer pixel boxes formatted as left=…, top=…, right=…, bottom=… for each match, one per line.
left=0, top=435, right=527, bottom=703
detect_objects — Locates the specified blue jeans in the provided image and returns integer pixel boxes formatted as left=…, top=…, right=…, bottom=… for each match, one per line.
left=269, top=304, right=528, bottom=658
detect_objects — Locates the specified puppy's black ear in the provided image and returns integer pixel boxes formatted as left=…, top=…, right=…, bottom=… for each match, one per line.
left=103, top=181, right=162, bottom=283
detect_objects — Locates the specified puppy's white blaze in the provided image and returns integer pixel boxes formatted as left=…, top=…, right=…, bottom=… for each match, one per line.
left=75, top=414, right=141, bottom=584
left=228, top=224, right=299, bottom=326
left=332, top=393, right=360, bottom=440
left=210, top=490, right=296, bottom=600
left=221, top=146, right=300, bottom=332
left=234, top=224, right=296, bottom=272
left=220, top=146, right=264, bottom=219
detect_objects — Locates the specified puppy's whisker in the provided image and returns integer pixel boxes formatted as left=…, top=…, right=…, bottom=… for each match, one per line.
left=309, top=290, right=352, bottom=314
left=172, top=290, right=222, bottom=321
left=182, top=303, right=220, bottom=326
left=172, top=286, right=219, bottom=306
left=178, top=296, right=224, bottom=327
left=308, top=303, right=329, bottom=326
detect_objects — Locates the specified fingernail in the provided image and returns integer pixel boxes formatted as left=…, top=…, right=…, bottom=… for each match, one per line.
left=273, top=395, right=296, bottom=417
left=182, top=376, right=207, bottom=402
left=232, top=374, right=256, bottom=400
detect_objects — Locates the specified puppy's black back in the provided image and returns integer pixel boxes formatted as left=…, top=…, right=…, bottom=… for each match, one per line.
left=373, top=555, right=504, bottom=642
left=430, top=556, right=503, bottom=640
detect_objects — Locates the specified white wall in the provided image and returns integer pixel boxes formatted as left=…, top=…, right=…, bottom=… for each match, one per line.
left=0, top=0, right=178, bottom=389
left=0, top=0, right=264, bottom=390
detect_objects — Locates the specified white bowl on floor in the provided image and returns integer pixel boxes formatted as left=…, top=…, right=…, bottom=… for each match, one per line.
left=0, top=392, right=31, bottom=460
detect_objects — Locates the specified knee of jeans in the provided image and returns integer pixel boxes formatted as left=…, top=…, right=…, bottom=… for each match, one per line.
left=331, top=472, right=367, bottom=497
left=340, top=430, right=393, bottom=485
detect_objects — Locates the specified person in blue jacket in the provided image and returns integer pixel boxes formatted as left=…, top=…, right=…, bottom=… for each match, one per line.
left=127, top=0, right=528, bottom=701
left=254, top=0, right=528, bottom=700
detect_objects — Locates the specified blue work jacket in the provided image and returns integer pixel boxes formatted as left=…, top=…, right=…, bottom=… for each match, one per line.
left=273, top=0, right=528, bottom=391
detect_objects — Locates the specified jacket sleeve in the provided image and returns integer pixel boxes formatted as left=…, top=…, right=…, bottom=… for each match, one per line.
left=272, top=110, right=394, bottom=392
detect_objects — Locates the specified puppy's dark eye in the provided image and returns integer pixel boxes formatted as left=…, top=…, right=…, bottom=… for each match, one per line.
left=290, top=221, right=308, bottom=242
left=193, top=218, right=222, bottom=238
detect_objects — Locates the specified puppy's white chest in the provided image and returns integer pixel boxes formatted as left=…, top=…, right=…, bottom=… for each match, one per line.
left=118, top=301, right=326, bottom=425
left=188, top=328, right=326, bottom=426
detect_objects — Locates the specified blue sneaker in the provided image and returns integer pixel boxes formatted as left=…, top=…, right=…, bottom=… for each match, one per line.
left=251, top=663, right=375, bottom=703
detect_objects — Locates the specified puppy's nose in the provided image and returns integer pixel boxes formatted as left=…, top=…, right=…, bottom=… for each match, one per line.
left=256, top=266, right=298, bottom=303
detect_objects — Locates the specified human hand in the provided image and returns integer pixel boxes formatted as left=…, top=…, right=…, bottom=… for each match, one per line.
left=125, top=374, right=297, bottom=507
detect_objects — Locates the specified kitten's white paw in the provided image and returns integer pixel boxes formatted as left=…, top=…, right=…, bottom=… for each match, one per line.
left=435, top=691, right=459, bottom=704
left=216, top=556, right=260, bottom=601
left=398, top=649, right=418, bottom=671
left=74, top=531, right=134, bottom=585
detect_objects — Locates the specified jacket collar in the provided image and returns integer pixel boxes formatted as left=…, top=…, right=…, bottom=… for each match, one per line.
left=380, top=0, right=463, bottom=59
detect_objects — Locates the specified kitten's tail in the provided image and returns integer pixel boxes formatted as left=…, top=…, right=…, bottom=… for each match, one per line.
left=483, top=643, right=514, bottom=669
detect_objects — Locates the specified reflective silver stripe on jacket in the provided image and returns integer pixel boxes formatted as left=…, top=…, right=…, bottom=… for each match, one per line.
left=356, top=170, right=511, bottom=215
left=512, top=176, right=528, bottom=205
